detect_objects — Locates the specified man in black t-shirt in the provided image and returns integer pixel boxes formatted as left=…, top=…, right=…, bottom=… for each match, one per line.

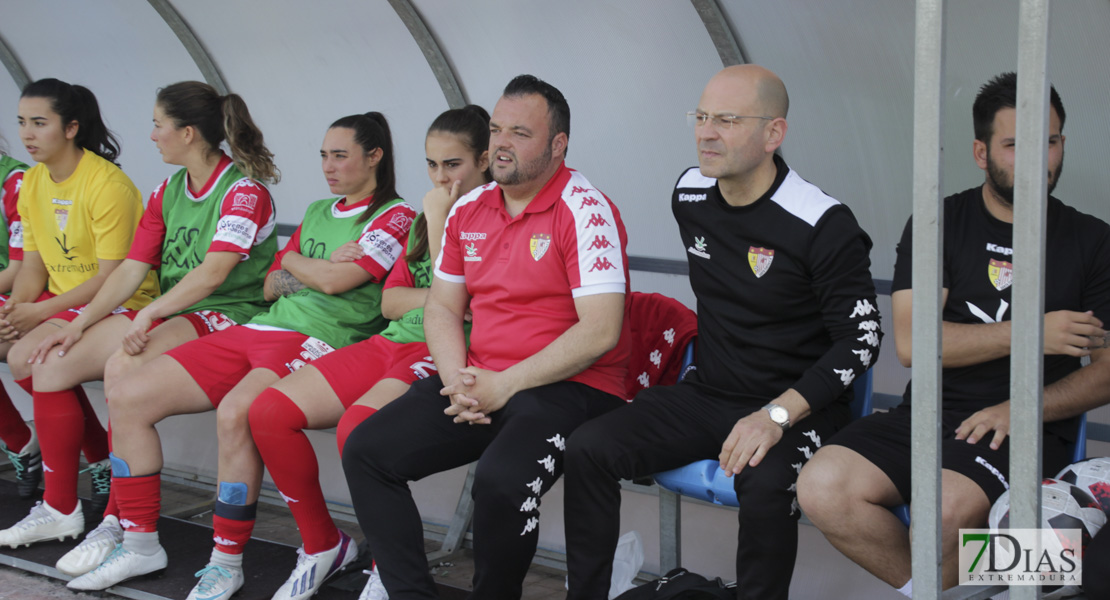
left=563, top=65, right=880, bottom=600
left=798, top=72, right=1110, bottom=595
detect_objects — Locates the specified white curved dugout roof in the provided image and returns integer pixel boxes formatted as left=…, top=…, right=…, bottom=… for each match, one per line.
left=3, top=0, right=1109, bottom=281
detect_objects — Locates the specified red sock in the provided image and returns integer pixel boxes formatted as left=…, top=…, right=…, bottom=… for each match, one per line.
left=113, top=473, right=160, bottom=532
left=212, top=513, right=255, bottom=555
left=14, top=376, right=32, bottom=396
left=0, top=384, right=31, bottom=452
left=250, top=389, right=338, bottom=554
left=74, top=386, right=109, bottom=464
left=336, top=405, right=377, bottom=459
left=34, top=389, right=84, bottom=513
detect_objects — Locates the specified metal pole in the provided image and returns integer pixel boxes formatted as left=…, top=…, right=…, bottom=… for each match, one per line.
left=1010, top=0, right=1050, bottom=598
left=910, top=0, right=945, bottom=597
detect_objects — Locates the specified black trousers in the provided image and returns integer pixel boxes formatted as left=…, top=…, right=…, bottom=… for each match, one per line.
left=564, top=382, right=849, bottom=600
left=342, top=375, right=623, bottom=600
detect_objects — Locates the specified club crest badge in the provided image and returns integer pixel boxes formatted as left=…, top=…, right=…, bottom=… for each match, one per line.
left=988, top=258, right=1013, bottom=292
left=54, top=207, right=69, bottom=231
left=748, top=246, right=775, bottom=278
left=530, top=233, right=551, bottom=261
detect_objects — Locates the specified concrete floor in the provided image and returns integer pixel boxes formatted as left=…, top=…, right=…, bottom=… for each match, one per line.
left=0, top=460, right=571, bottom=599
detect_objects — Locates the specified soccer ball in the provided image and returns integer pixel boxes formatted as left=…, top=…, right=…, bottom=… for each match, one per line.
left=1055, top=457, right=1110, bottom=515
left=988, top=479, right=1105, bottom=599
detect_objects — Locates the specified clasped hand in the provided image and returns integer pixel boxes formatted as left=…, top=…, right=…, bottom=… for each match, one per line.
left=441, top=366, right=515, bottom=425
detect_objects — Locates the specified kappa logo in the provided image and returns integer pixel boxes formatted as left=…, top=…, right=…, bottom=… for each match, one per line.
left=119, top=518, right=139, bottom=529
left=834, top=368, right=856, bottom=386
left=570, top=186, right=591, bottom=195
left=526, top=477, right=543, bottom=495
left=14, top=179, right=21, bottom=193
left=748, top=246, right=775, bottom=278
left=521, top=516, right=539, bottom=535
left=588, top=257, right=616, bottom=272
left=663, top=328, right=676, bottom=346
left=803, top=430, right=822, bottom=448
left=687, top=236, right=710, bottom=259
left=280, top=491, right=299, bottom=504
left=579, top=196, right=602, bottom=209
left=538, top=455, right=556, bottom=474
left=857, top=320, right=880, bottom=347
left=213, top=536, right=239, bottom=547
left=42, top=463, right=54, bottom=473
left=798, top=446, right=814, bottom=460
left=588, top=235, right=614, bottom=250
left=530, top=233, right=551, bottom=261
left=649, top=349, right=662, bottom=368
left=520, top=497, right=538, bottom=512
left=637, top=371, right=650, bottom=388
left=464, top=243, right=482, bottom=262
left=678, top=193, right=707, bottom=202
left=852, top=347, right=873, bottom=368
left=849, top=299, right=877, bottom=319
left=586, top=213, right=610, bottom=228
left=546, top=434, right=566, bottom=451
left=460, top=231, right=487, bottom=241
left=988, top=258, right=1013, bottom=292
left=986, top=242, right=1014, bottom=256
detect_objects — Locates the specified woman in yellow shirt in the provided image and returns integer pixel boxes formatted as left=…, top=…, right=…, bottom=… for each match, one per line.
left=0, top=79, right=156, bottom=547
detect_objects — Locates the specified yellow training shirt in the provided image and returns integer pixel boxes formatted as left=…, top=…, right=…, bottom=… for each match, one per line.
left=19, top=151, right=159, bottom=309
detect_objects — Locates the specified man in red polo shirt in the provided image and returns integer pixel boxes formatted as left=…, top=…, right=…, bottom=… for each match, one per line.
left=341, top=74, right=630, bottom=599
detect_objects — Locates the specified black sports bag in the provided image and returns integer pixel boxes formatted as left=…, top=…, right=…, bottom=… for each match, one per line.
left=614, top=567, right=736, bottom=600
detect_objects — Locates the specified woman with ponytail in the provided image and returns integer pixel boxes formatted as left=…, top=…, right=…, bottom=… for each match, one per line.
left=244, top=105, right=491, bottom=600
left=0, top=134, right=35, bottom=499
left=1, top=80, right=282, bottom=577
left=69, top=112, right=415, bottom=600
left=0, top=78, right=155, bottom=552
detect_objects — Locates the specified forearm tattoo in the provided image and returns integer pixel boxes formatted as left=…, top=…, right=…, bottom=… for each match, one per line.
left=271, top=269, right=307, bottom=297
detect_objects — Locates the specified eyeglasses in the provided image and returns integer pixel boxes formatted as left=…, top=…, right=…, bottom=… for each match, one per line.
left=686, top=111, right=773, bottom=130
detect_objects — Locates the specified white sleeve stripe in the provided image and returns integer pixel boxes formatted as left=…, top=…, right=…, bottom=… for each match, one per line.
left=571, top=283, right=626, bottom=298
left=676, top=168, right=716, bottom=189
left=560, top=172, right=626, bottom=288
left=770, top=170, right=841, bottom=227
left=434, top=268, right=465, bottom=284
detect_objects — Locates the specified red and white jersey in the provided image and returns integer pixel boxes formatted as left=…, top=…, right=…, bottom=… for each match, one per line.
left=1, top=167, right=24, bottom=261
left=435, top=162, right=630, bottom=397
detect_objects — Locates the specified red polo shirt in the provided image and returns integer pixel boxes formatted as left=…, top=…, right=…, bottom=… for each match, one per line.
left=435, top=163, right=630, bottom=397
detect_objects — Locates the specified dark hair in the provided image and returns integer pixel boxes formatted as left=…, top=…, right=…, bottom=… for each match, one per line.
left=329, top=112, right=399, bottom=222
left=502, top=74, right=570, bottom=157
left=22, top=78, right=121, bottom=164
left=973, top=72, right=1066, bottom=143
left=157, top=81, right=279, bottom=183
left=407, top=105, right=492, bottom=262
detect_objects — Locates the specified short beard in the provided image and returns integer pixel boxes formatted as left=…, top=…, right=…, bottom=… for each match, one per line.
left=985, top=146, right=1063, bottom=207
left=494, top=141, right=554, bottom=186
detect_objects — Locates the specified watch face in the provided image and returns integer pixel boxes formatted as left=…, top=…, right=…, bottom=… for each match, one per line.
left=769, top=406, right=788, bottom=423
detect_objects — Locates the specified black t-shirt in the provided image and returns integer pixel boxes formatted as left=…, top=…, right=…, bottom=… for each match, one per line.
left=672, top=155, right=880, bottom=411
left=892, top=186, right=1110, bottom=440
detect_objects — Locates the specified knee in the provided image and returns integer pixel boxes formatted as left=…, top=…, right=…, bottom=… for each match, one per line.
left=339, top=418, right=391, bottom=477
left=103, top=349, right=139, bottom=393
left=473, top=461, right=527, bottom=509
left=7, top=339, right=32, bottom=380
left=797, top=451, right=851, bottom=521
left=940, top=489, right=989, bottom=536
left=107, top=374, right=149, bottom=420
left=564, top=420, right=612, bottom=473
left=247, top=388, right=302, bottom=437
left=216, top=396, right=253, bottom=441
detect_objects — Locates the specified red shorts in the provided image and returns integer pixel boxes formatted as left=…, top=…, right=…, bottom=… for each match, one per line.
left=165, top=325, right=336, bottom=406
left=313, top=336, right=435, bottom=408
left=177, top=309, right=238, bottom=338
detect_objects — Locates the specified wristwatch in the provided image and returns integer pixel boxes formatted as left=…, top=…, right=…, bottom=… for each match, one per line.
left=762, top=403, right=790, bottom=430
